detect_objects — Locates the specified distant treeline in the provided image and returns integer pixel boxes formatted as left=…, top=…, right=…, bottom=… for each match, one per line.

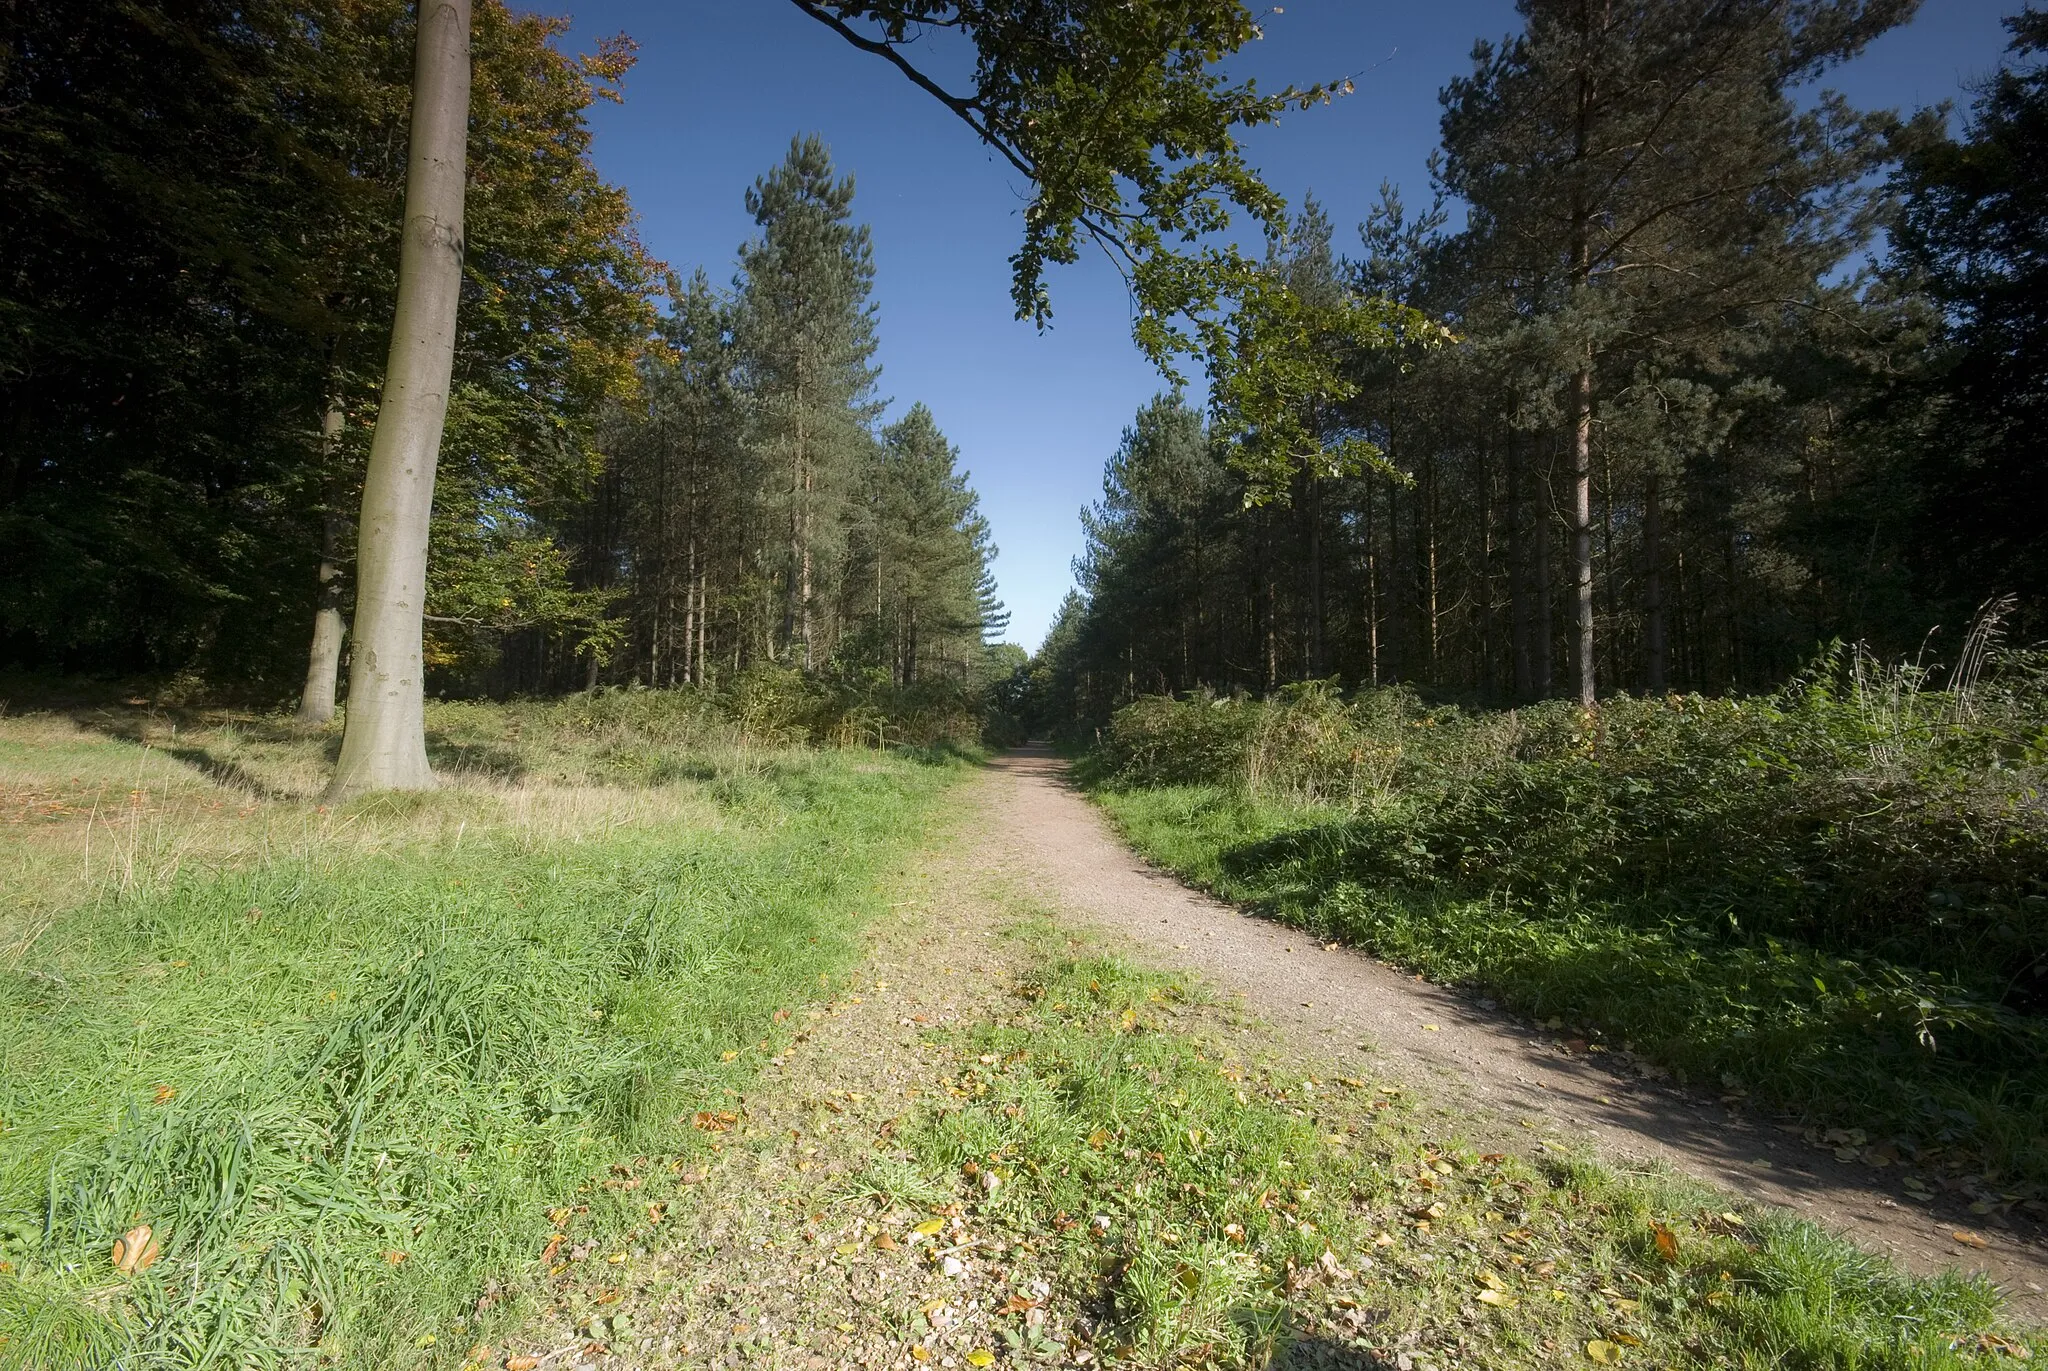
left=1029, top=3, right=2046, bottom=727
left=0, top=4, right=1007, bottom=706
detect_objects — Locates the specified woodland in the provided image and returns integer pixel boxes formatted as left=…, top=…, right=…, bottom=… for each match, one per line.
left=2, top=0, right=2046, bottom=1367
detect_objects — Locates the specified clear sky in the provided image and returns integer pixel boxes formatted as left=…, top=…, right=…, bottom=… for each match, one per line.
left=562, top=0, right=2020, bottom=651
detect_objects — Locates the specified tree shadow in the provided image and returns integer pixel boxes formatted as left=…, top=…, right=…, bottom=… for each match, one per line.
left=1260, top=1334, right=1396, bottom=1369
left=67, top=706, right=304, bottom=800
left=423, top=731, right=527, bottom=783
left=157, top=745, right=292, bottom=800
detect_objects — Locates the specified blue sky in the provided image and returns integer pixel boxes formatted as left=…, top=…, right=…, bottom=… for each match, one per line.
left=564, top=0, right=2020, bottom=651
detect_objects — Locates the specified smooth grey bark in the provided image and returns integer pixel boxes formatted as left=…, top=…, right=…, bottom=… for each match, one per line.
left=296, top=388, right=349, bottom=725
left=326, top=0, right=470, bottom=800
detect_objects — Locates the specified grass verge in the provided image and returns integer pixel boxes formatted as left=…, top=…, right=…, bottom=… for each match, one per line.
left=0, top=704, right=965, bottom=1369
left=1091, top=782, right=2048, bottom=1212
left=890, top=931, right=2035, bottom=1367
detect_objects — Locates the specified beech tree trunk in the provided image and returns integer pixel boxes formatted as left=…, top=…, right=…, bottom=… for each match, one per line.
left=326, top=0, right=470, bottom=801
left=296, top=387, right=349, bottom=725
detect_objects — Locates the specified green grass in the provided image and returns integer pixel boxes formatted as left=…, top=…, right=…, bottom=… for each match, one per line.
left=1093, top=782, right=2048, bottom=1205
left=893, top=936, right=2033, bottom=1367
left=0, top=704, right=967, bottom=1369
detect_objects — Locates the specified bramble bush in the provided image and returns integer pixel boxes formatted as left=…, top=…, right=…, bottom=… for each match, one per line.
left=1089, top=639, right=2048, bottom=1184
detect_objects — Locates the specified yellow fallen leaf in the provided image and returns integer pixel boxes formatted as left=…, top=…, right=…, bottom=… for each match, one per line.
left=721, top=1050, right=737, bottom=1061
left=1953, top=1230, right=1989, bottom=1249
left=913, top=1219, right=945, bottom=1236
left=966, top=1352, right=995, bottom=1368
left=835, top=1243, right=858, bottom=1257
left=1586, top=1340, right=1624, bottom=1364
left=111, top=1225, right=159, bottom=1274
left=910, top=1347, right=930, bottom=1364
left=1477, top=1271, right=1507, bottom=1291
left=1652, top=1221, right=1679, bottom=1261
left=1477, top=1289, right=1513, bottom=1307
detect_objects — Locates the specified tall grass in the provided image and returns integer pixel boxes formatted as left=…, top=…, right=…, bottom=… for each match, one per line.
left=1086, top=639, right=2048, bottom=1193
left=0, top=700, right=965, bottom=1368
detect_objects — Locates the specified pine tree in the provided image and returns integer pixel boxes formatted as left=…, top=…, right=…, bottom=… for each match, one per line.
left=1894, top=9, right=2048, bottom=625
left=733, top=136, right=881, bottom=670
left=1439, top=0, right=1916, bottom=706
left=865, top=404, right=999, bottom=684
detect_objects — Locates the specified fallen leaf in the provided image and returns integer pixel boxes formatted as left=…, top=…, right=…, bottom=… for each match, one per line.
left=152, top=1085, right=175, bottom=1105
left=1477, top=1289, right=1513, bottom=1307
left=1586, top=1340, right=1624, bottom=1364
left=383, top=1250, right=408, bottom=1266
left=1953, top=1230, right=1990, bottom=1249
left=1652, top=1221, right=1679, bottom=1261
left=1478, top=1272, right=1508, bottom=1291
left=910, top=1346, right=930, bottom=1363
left=874, top=1233, right=899, bottom=1251
left=111, top=1225, right=159, bottom=1274
left=966, top=1351, right=995, bottom=1368
left=506, top=1358, right=539, bottom=1371
left=913, top=1219, right=945, bottom=1237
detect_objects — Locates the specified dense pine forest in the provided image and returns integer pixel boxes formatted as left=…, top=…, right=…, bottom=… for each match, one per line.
left=1031, top=4, right=2046, bottom=722
left=0, top=4, right=1008, bottom=727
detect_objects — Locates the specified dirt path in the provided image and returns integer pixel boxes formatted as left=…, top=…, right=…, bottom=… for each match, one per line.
left=980, top=746, right=2048, bottom=1325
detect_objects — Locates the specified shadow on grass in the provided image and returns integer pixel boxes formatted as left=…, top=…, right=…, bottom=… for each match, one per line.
left=1198, top=815, right=2048, bottom=1193
left=424, top=732, right=527, bottom=782
left=1263, top=1335, right=1393, bottom=1370
left=66, top=707, right=312, bottom=800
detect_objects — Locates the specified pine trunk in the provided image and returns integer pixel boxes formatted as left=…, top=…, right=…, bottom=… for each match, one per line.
left=1570, top=362, right=1597, bottom=709
left=326, top=0, right=469, bottom=800
left=1644, top=474, right=1668, bottom=693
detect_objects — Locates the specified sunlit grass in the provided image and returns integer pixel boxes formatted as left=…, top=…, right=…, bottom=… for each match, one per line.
left=0, top=701, right=966, bottom=1369
left=896, top=940, right=2031, bottom=1367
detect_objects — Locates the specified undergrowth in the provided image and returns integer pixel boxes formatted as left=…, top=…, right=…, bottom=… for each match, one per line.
left=1084, top=641, right=2048, bottom=1197
left=896, top=944, right=2029, bottom=1367
left=0, top=703, right=964, bottom=1369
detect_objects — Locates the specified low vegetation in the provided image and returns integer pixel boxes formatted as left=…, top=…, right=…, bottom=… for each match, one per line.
left=888, top=937, right=2025, bottom=1367
left=0, top=693, right=967, bottom=1369
left=1084, top=643, right=2048, bottom=1202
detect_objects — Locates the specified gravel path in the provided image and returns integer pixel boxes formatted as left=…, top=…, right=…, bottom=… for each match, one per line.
left=980, top=746, right=2048, bottom=1324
